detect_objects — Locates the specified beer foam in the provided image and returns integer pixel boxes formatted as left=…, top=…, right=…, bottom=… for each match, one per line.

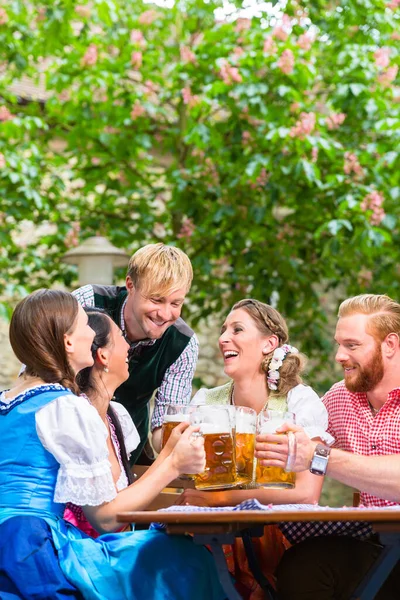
left=164, top=413, right=190, bottom=423
left=199, top=423, right=231, bottom=435
left=236, top=412, right=256, bottom=434
left=259, top=418, right=286, bottom=434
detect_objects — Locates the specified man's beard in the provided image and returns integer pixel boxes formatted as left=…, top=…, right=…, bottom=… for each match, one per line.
left=344, top=344, right=384, bottom=393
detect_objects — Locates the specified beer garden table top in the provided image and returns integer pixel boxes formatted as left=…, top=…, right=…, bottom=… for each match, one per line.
left=118, top=506, right=400, bottom=600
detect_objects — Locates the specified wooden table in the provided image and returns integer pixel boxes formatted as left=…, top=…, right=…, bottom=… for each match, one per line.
left=118, top=507, right=400, bottom=600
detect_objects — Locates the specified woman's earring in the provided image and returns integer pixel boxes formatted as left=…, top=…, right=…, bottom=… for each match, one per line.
left=104, top=366, right=109, bottom=373
left=262, top=347, right=269, bottom=354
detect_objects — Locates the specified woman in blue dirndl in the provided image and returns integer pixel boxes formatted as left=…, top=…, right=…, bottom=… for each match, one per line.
left=0, top=289, right=226, bottom=600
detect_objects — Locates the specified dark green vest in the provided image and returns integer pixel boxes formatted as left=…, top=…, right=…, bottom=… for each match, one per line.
left=90, top=285, right=194, bottom=461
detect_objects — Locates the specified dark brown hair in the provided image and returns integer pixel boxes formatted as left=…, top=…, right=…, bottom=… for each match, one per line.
left=232, top=298, right=306, bottom=396
left=9, top=289, right=80, bottom=395
left=77, top=308, right=134, bottom=484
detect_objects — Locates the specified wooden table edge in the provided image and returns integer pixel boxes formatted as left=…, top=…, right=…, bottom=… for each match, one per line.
left=117, top=509, right=400, bottom=525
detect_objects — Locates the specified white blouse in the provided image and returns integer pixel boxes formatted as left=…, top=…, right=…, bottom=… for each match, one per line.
left=35, top=395, right=140, bottom=507
left=191, top=383, right=334, bottom=445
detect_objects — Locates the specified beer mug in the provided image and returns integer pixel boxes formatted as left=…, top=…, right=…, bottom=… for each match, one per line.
left=190, top=405, right=237, bottom=490
left=235, top=406, right=256, bottom=485
left=161, top=405, right=195, bottom=449
left=256, top=409, right=296, bottom=489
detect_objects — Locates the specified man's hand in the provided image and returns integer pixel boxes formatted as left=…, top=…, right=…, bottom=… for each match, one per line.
left=255, top=423, right=317, bottom=472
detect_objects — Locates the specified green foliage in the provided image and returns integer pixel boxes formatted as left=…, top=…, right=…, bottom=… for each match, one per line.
left=0, top=0, right=399, bottom=386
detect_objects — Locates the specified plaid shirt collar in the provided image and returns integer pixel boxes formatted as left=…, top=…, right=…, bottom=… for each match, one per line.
left=120, top=298, right=156, bottom=350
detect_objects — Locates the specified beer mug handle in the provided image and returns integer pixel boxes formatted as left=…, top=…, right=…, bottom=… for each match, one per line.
left=189, top=431, right=203, bottom=445
left=284, top=431, right=296, bottom=472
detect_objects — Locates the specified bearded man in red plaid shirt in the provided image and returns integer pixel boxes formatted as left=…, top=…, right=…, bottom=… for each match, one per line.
left=256, top=293, right=400, bottom=600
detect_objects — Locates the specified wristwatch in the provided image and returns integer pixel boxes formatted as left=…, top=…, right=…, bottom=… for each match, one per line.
left=309, top=443, right=331, bottom=476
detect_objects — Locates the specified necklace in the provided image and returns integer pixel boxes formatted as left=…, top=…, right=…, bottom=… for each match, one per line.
left=368, top=399, right=379, bottom=417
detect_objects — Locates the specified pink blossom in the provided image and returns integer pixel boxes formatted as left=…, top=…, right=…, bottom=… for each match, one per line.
left=130, top=29, right=145, bottom=46
left=235, top=18, right=251, bottom=33
left=277, top=49, right=295, bottom=75
left=378, top=65, right=398, bottom=87
left=177, top=217, right=195, bottom=239
left=360, top=190, right=385, bottom=225
left=391, top=32, right=400, bottom=40
left=91, top=157, right=101, bottom=166
left=250, top=168, right=269, bottom=188
left=289, top=112, right=316, bottom=138
left=58, top=89, right=71, bottom=103
left=297, top=33, right=313, bottom=51
left=242, top=130, right=252, bottom=144
left=93, top=89, right=107, bottom=103
left=311, top=147, right=318, bottom=163
left=289, top=102, right=300, bottom=113
left=0, top=106, right=14, bottom=121
left=75, top=5, right=91, bottom=18
left=272, top=14, right=291, bottom=41
left=219, top=59, right=242, bottom=85
left=344, top=152, right=364, bottom=177
left=0, top=153, right=5, bottom=168
left=65, top=222, right=81, bottom=248
left=358, top=269, right=373, bottom=286
left=130, top=101, right=145, bottom=120
left=180, top=46, right=196, bottom=63
left=263, top=36, right=277, bottom=54
left=36, top=7, right=46, bottom=21
left=138, top=10, right=159, bottom=25
left=131, top=51, right=142, bottom=69
left=81, top=44, right=98, bottom=66
left=326, top=112, right=346, bottom=130
left=374, top=47, right=390, bottom=69
left=144, top=80, right=158, bottom=96
left=0, top=8, right=8, bottom=25
left=182, top=86, right=199, bottom=107
left=387, top=0, right=400, bottom=8
left=233, top=46, right=245, bottom=58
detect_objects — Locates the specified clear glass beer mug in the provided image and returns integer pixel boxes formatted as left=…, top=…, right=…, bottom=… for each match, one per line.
left=161, top=404, right=195, bottom=448
left=234, top=406, right=257, bottom=485
left=190, top=405, right=237, bottom=490
left=255, top=409, right=296, bottom=489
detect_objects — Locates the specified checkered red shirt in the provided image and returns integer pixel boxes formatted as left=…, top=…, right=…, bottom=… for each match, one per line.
left=323, top=381, right=400, bottom=508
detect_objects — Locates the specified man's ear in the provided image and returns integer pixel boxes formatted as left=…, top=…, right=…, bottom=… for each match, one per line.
left=262, top=334, right=279, bottom=355
left=384, top=333, right=400, bottom=358
left=126, top=275, right=135, bottom=293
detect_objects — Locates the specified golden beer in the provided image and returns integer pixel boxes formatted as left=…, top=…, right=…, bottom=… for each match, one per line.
left=161, top=420, right=180, bottom=449
left=194, top=431, right=237, bottom=490
left=256, top=444, right=296, bottom=489
left=256, top=410, right=296, bottom=489
left=235, top=432, right=256, bottom=485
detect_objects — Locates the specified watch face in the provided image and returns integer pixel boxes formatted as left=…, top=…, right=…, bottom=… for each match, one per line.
left=312, top=455, right=328, bottom=473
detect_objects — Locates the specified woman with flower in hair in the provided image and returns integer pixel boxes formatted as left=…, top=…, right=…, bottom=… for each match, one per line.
left=179, top=298, right=331, bottom=598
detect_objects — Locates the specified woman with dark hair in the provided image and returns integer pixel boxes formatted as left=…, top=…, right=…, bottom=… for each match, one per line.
left=64, top=307, right=189, bottom=537
left=180, top=298, right=332, bottom=597
left=0, top=289, right=225, bottom=600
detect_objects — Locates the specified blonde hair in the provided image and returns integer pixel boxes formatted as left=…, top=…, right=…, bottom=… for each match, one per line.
left=338, top=294, right=400, bottom=342
left=232, top=299, right=306, bottom=396
left=127, top=243, right=193, bottom=297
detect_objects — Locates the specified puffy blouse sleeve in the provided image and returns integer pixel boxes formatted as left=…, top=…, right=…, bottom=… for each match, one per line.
left=109, top=400, right=140, bottom=458
left=190, top=388, right=207, bottom=405
left=287, top=384, right=335, bottom=445
left=35, top=394, right=117, bottom=506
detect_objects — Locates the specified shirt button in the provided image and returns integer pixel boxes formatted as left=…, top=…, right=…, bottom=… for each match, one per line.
left=371, top=444, right=377, bottom=450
